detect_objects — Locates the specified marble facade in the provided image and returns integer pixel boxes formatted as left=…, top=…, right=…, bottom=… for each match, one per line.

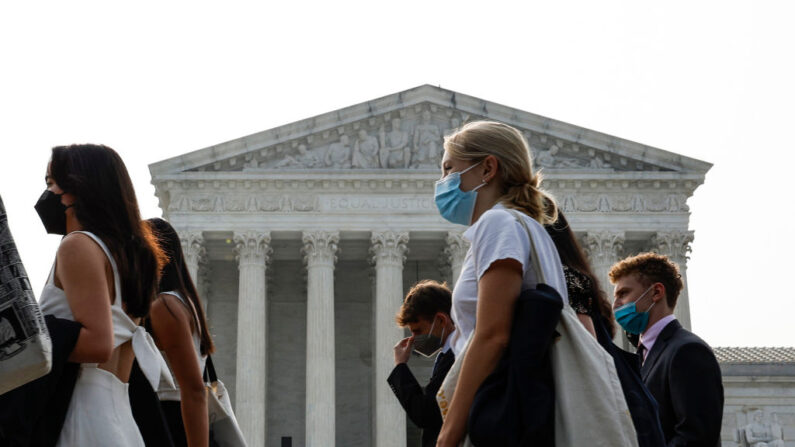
left=149, top=85, right=793, bottom=446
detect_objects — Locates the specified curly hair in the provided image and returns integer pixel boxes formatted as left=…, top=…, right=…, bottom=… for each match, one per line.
left=608, top=252, right=684, bottom=309
left=395, top=280, right=452, bottom=326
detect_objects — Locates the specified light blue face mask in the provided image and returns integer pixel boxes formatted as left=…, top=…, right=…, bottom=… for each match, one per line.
left=614, top=285, right=656, bottom=335
left=434, top=162, right=487, bottom=226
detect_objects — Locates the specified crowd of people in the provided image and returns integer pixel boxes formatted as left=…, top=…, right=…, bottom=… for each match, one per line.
left=389, top=121, right=724, bottom=447
left=0, top=120, right=724, bottom=446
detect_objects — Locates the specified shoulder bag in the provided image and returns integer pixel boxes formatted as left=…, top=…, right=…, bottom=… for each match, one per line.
left=0, top=195, right=52, bottom=395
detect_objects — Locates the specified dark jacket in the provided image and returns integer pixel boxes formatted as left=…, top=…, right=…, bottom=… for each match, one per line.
left=593, top=311, right=666, bottom=447
left=387, top=349, right=455, bottom=447
left=641, top=319, right=724, bottom=447
left=0, top=315, right=82, bottom=447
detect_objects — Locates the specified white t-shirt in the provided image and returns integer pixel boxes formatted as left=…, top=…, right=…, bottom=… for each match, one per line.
left=449, top=203, right=568, bottom=356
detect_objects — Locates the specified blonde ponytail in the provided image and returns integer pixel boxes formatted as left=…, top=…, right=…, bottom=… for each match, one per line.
left=444, top=121, right=558, bottom=225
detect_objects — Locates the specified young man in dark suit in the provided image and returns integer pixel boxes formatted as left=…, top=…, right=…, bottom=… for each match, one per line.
left=387, top=280, right=455, bottom=447
left=610, top=253, right=724, bottom=447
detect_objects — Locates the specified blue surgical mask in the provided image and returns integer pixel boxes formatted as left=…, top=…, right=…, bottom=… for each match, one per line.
left=434, top=162, right=487, bottom=226
left=614, top=285, right=656, bottom=335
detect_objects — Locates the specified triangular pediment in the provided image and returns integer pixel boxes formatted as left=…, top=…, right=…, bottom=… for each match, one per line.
left=149, top=85, right=711, bottom=176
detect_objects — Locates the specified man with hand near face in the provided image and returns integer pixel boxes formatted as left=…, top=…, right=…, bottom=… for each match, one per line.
left=387, top=280, right=455, bottom=447
left=610, top=253, right=723, bottom=447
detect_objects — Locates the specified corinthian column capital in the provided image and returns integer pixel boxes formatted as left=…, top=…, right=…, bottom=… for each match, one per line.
left=583, top=231, right=626, bottom=265
left=179, top=230, right=206, bottom=268
left=443, top=231, right=469, bottom=264
left=369, top=231, right=409, bottom=267
left=650, top=231, right=694, bottom=263
left=233, top=231, right=272, bottom=267
left=302, top=231, right=340, bottom=266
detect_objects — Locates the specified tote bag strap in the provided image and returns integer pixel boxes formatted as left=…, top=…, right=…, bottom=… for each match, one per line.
left=506, top=209, right=548, bottom=285
left=204, top=354, right=218, bottom=383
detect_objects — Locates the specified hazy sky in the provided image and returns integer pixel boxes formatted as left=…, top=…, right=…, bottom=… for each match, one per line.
left=1, top=1, right=792, bottom=347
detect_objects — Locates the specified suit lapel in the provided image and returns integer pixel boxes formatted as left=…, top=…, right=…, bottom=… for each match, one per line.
left=431, top=350, right=454, bottom=379
left=641, top=319, right=681, bottom=380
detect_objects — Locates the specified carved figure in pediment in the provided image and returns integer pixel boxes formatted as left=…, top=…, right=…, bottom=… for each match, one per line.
left=536, top=145, right=584, bottom=169
left=536, top=145, right=557, bottom=168
left=589, top=154, right=612, bottom=169
left=738, top=410, right=785, bottom=447
left=352, top=129, right=380, bottom=169
left=243, top=158, right=260, bottom=170
left=325, top=135, right=351, bottom=169
left=274, top=144, right=321, bottom=169
left=411, top=111, right=442, bottom=168
left=379, top=118, right=411, bottom=169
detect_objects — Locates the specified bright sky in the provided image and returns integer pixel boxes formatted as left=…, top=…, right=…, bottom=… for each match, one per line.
left=1, top=1, right=791, bottom=347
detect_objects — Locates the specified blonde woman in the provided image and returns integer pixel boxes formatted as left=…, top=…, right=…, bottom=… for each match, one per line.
left=434, top=121, right=568, bottom=446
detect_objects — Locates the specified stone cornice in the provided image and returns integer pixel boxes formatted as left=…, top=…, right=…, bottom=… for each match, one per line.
left=149, top=85, right=712, bottom=177
left=152, top=171, right=707, bottom=196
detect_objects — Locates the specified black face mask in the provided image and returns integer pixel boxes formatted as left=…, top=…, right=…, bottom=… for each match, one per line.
left=34, top=190, right=71, bottom=235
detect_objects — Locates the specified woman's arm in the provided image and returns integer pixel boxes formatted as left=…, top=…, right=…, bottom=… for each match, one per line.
left=58, top=233, right=114, bottom=363
left=150, top=295, right=208, bottom=447
left=436, top=259, right=523, bottom=447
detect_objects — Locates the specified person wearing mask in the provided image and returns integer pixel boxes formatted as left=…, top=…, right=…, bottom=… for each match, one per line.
left=546, top=213, right=666, bottom=447
left=433, top=121, right=568, bottom=447
left=36, top=144, right=171, bottom=446
left=609, top=252, right=723, bottom=446
left=142, top=217, right=215, bottom=447
left=543, top=211, right=617, bottom=339
left=388, top=280, right=456, bottom=447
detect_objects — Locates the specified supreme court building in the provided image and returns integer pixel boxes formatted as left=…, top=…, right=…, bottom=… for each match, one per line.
left=150, top=85, right=795, bottom=447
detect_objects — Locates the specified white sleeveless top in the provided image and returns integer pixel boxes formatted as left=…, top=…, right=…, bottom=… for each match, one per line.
left=155, top=290, right=208, bottom=401
left=39, top=231, right=174, bottom=390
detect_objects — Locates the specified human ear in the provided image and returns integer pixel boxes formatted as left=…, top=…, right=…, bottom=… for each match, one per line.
left=652, top=283, right=666, bottom=302
left=482, top=155, right=499, bottom=183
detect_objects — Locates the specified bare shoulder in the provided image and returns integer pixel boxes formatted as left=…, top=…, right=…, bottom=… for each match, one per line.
left=57, top=232, right=108, bottom=271
left=151, top=293, right=192, bottom=328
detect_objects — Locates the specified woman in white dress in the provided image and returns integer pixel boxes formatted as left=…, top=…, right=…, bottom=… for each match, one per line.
left=146, top=217, right=215, bottom=447
left=36, top=144, right=170, bottom=446
left=433, top=121, right=567, bottom=447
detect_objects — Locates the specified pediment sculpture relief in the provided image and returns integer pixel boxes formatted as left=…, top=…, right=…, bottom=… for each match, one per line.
left=206, top=104, right=667, bottom=172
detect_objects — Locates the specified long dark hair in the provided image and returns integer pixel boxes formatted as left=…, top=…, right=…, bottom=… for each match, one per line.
left=545, top=212, right=617, bottom=338
left=146, top=218, right=215, bottom=355
left=50, top=144, right=164, bottom=318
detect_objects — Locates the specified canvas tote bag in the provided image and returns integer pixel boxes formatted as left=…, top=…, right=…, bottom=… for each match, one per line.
left=0, top=195, right=52, bottom=395
left=437, top=210, right=639, bottom=446
left=204, top=355, right=247, bottom=447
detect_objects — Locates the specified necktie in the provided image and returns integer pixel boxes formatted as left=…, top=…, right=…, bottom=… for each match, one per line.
left=637, top=343, right=647, bottom=365
left=433, top=351, right=446, bottom=375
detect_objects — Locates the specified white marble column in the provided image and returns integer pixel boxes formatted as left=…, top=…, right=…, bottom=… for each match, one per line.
left=583, top=231, right=626, bottom=301
left=370, top=231, right=409, bottom=447
left=233, top=231, right=272, bottom=447
left=651, top=231, right=694, bottom=330
left=302, top=231, right=339, bottom=446
left=179, top=230, right=205, bottom=290
left=584, top=231, right=626, bottom=344
left=444, top=231, right=469, bottom=286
